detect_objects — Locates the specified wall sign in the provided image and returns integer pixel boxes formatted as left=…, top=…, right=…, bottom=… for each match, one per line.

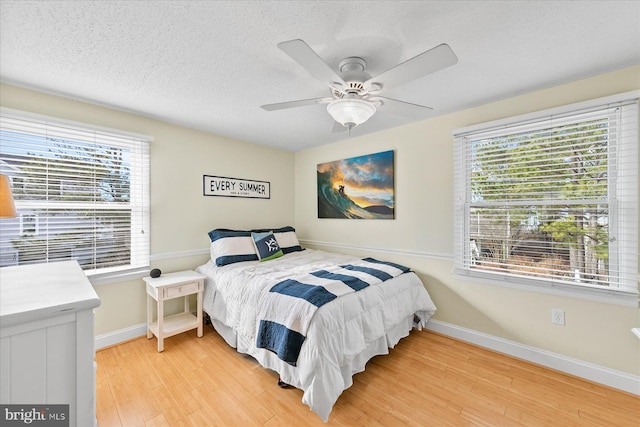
left=203, top=175, right=270, bottom=199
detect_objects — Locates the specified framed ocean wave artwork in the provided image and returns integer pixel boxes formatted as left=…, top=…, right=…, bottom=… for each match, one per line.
left=317, top=150, right=395, bottom=219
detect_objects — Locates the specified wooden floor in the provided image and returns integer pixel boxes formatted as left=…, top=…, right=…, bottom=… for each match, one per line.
left=96, top=327, right=639, bottom=426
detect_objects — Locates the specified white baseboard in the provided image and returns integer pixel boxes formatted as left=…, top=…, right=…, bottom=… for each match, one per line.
left=426, top=319, right=640, bottom=396
left=94, top=319, right=639, bottom=396
left=95, top=323, right=147, bottom=350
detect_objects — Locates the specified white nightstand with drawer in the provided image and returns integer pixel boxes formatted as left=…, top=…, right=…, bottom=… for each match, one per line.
left=144, top=270, right=206, bottom=352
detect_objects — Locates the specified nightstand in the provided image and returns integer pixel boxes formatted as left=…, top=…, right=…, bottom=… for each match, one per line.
left=144, top=270, right=206, bottom=352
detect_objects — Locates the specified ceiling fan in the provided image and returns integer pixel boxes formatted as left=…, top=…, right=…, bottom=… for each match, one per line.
left=261, top=39, right=458, bottom=131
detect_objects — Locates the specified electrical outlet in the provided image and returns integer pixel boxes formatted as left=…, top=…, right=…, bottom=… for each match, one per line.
left=551, top=309, right=565, bottom=325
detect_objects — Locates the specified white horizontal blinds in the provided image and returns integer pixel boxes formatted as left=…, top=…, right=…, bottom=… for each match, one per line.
left=452, top=134, right=469, bottom=275
left=454, top=97, right=638, bottom=293
left=0, top=110, right=150, bottom=274
left=610, top=102, right=639, bottom=293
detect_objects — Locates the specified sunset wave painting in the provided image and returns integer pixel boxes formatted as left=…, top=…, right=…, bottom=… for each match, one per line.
left=317, top=150, right=395, bottom=219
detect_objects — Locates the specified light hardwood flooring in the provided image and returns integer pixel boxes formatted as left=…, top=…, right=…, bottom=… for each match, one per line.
left=96, top=327, right=639, bottom=426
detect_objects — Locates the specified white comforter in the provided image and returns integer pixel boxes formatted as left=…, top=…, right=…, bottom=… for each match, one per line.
left=196, top=249, right=437, bottom=421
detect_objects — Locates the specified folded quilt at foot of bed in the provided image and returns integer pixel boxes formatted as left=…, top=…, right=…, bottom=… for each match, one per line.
left=256, top=257, right=410, bottom=365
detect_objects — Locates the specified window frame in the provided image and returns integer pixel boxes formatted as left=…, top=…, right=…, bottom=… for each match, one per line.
left=0, top=107, right=151, bottom=283
left=453, top=92, right=639, bottom=306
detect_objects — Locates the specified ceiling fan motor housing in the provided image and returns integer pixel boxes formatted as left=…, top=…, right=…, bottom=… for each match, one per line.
left=337, top=57, right=371, bottom=95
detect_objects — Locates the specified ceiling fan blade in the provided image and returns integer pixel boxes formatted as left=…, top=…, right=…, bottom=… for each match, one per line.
left=261, top=97, right=325, bottom=111
left=373, top=96, right=433, bottom=119
left=278, top=39, right=346, bottom=86
left=365, top=43, right=458, bottom=91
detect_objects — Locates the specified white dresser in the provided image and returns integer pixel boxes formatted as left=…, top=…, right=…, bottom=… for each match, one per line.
left=0, top=260, right=101, bottom=427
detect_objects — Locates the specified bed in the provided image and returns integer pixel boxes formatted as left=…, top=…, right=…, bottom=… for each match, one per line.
left=195, top=227, right=437, bottom=421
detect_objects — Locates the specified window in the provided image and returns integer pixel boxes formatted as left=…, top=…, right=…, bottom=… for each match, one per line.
left=0, top=108, right=150, bottom=279
left=453, top=93, right=638, bottom=300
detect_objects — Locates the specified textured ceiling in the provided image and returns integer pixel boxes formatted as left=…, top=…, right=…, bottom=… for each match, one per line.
left=1, top=1, right=639, bottom=152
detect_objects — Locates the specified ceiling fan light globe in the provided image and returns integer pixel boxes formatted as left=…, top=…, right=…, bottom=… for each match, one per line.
left=327, top=98, right=376, bottom=128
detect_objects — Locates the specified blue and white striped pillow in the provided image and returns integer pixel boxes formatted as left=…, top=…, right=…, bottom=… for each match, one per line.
left=266, top=226, right=304, bottom=255
left=209, top=229, right=257, bottom=266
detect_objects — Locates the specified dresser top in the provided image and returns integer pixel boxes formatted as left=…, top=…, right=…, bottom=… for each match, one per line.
left=0, top=260, right=101, bottom=327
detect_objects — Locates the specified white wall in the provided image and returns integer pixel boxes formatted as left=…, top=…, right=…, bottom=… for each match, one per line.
left=294, top=66, right=640, bottom=376
left=0, top=83, right=296, bottom=336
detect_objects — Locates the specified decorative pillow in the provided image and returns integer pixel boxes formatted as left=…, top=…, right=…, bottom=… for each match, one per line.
left=251, top=231, right=284, bottom=262
left=250, top=226, right=304, bottom=254
left=208, top=229, right=258, bottom=266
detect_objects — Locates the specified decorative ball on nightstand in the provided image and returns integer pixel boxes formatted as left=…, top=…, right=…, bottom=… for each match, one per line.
left=150, top=268, right=162, bottom=278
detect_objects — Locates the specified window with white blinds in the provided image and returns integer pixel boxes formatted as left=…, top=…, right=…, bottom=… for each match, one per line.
left=453, top=93, right=638, bottom=298
left=0, top=108, right=150, bottom=278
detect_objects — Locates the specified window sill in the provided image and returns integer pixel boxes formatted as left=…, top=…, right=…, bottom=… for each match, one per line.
left=87, top=266, right=150, bottom=286
left=455, top=270, right=639, bottom=308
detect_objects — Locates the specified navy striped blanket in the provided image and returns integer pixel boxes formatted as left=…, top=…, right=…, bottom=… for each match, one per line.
left=256, top=257, right=410, bottom=365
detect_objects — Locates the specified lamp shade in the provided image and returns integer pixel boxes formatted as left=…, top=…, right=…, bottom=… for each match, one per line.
left=327, top=98, right=376, bottom=128
left=0, top=174, right=17, bottom=218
